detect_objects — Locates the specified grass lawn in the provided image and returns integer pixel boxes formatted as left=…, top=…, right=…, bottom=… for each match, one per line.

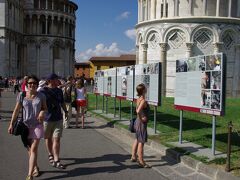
left=87, top=93, right=240, bottom=175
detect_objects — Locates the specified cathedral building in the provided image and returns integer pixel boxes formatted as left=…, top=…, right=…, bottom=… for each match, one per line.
left=0, top=0, right=77, bottom=78
left=136, top=0, right=240, bottom=97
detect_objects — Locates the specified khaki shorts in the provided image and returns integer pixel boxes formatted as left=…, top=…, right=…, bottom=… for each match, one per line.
left=44, top=121, right=63, bottom=138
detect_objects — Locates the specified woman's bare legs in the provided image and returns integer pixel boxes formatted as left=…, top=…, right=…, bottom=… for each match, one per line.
left=131, top=139, right=138, bottom=160
left=28, top=139, right=40, bottom=177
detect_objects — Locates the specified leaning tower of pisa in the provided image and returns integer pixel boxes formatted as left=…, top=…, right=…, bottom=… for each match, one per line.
left=23, top=0, right=78, bottom=78
left=136, top=0, right=240, bottom=97
left=0, top=0, right=77, bottom=78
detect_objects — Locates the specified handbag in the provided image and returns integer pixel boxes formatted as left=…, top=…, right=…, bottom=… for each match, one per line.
left=12, top=92, right=27, bottom=136
left=12, top=118, right=26, bottom=136
left=129, top=118, right=136, bottom=133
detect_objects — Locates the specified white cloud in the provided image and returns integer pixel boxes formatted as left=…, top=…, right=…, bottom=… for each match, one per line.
left=125, top=29, right=136, bottom=41
left=116, top=11, right=131, bottom=21
left=76, top=43, right=135, bottom=62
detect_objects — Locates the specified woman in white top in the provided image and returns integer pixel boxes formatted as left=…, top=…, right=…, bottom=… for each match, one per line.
left=75, top=79, right=87, bottom=128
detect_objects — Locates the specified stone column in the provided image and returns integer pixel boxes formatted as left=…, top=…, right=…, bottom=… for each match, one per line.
left=136, top=45, right=139, bottom=64
left=159, top=43, right=167, bottom=97
left=151, top=0, right=156, bottom=19
left=156, top=0, right=161, bottom=19
left=52, top=0, right=54, bottom=10
left=38, top=0, right=40, bottom=9
left=146, top=0, right=149, bottom=20
left=46, top=0, right=48, bottom=9
left=186, top=42, right=194, bottom=58
left=37, top=15, right=40, bottom=34
left=50, top=45, right=53, bottom=72
left=174, top=0, right=178, bottom=16
left=45, top=16, right=48, bottom=34
left=142, top=43, right=148, bottom=64
left=29, top=15, right=32, bottom=34
left=228, top=0, right=232, bottom=17
left=51, top=16, right=54, bottom=35
left=138, top=0, right=141, bottom=22
left=37, top=44, right=40, bottom=77
left=189, top=0, right=192, bottom=16
left=203, top=0, right=207, bottom=16
left=213, top=42, right=223, bottom=53
left=216, top=0, right=220, bottom=17
left=63, top=18, right=66, bottom=37
left=163, top=0, right=167, bottom=18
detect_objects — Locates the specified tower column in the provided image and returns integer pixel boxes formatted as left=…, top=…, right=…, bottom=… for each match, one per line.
left=136, top=45, right=139, bottom=64
left=174, top=0, right=179, bottom=16
left=189, top=0, right=193, bottom=15
left=163, top=0, right=167, bottom=18
left=203, top=0, right=207, bottom=15
left=228, top=0, right=232, bottom=17
left=216, top=0, right=220, bottom=17
left=151, top=0, right=156, bottom=19
left=213, top=42, right=223, bottom=53
left=186, top=42, right=194, bottom=58
left=142, top=43, right=148, bottom=64
left=156, top=0, right=161, bottom=19
left=159, top=43, right=167, bottom=97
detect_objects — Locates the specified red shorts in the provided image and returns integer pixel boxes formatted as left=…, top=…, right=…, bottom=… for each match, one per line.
left=76, top=99, right=87, bottom=107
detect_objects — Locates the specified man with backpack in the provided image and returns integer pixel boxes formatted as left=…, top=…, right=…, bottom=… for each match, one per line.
left=63, top=76, right=75, bottom=129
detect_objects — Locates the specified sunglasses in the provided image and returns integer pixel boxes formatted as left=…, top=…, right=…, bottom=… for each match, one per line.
left=28, top=82, right=37, bottom=85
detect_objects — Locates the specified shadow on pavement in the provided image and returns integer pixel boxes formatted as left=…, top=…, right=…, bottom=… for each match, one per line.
left=40, top=154, right=147, bottom=179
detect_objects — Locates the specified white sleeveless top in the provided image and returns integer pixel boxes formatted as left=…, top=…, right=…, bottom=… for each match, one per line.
left=76, top=87, right=85, bottom=100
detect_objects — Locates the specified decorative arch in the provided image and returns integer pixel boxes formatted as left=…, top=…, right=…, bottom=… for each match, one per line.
left=191, top=25, right=218, bottom=42
left=144, top=27, right=161, bottom=42
left=163, top=25, right=189, bottom=42
left=165, top=29, right=186, bottom=49
left=220, top=27, right=238, bottom=50
left=192, top=28, right=214, bottom=49
left=136, top=32, right=143, bottom=45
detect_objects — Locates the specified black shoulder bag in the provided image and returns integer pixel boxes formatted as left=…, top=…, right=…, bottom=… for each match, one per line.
left=12, top=92, right=27, bottom=136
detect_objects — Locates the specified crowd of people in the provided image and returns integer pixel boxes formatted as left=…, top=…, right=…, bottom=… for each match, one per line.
left=7, top=74, right=150, bottom=180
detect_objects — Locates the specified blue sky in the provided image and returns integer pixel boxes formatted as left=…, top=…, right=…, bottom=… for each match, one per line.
left=71, top=0, right=138, bottom=62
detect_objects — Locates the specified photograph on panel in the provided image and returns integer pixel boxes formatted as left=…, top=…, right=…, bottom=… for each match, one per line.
left=206, top=54, right=221, bottom=71
left=211, top=90, right=221, bottom=110
left=201, top=72, right=211, bottom=89
left=201, top=90, right=211, bottom=109
left=211, top=71, right=221, bottom=90
left=176, top=59, right=188, bottom=72
left=198, top=56, right=206, bottom=71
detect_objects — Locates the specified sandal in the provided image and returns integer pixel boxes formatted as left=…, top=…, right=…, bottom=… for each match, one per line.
left=138, top=162, right=151, bottom=168
left=32, top=166, right=40, bottom=177
left=26, top=175, right=33, bottom=180
left=130, top=157, right=137, bottom=162
left=48, top=154, right=54, bottom=166
left=54, top=160, right=66, bottom=169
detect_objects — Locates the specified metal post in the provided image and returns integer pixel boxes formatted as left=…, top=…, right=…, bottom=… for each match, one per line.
left=96, top=95, right=98, bottom=110
left=131, top=101, right=134, bottom=120
left=179, top=110, right=183, bottom=144
left=119, top=99, right=122, bottom=120
left=106, top=97, right=108, bottom=114
left=225, top=121, right=232, bottom=172
left=154, top=106, right=157, bottom=134
left=102, top=96, right=104, bottom=113
left=114, top=98, right=116, bottom=118
left=212, top=115, right=216, bottom=155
